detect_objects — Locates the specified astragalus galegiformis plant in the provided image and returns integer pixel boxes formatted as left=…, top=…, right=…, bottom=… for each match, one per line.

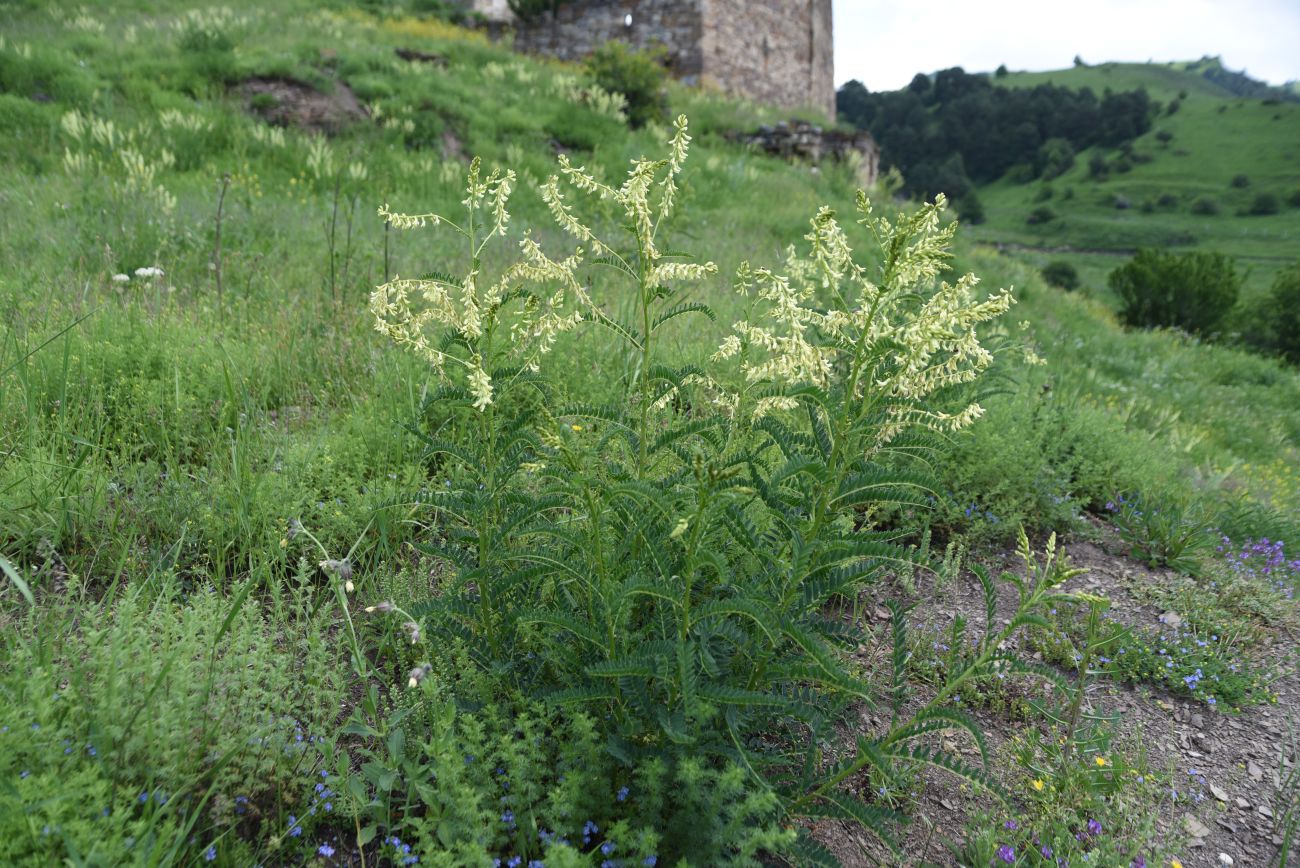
left=370, top=117, right=1072, bottom=859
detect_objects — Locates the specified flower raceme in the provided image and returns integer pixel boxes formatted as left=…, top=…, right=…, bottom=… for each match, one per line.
left=713, top=194, right=1014, bottom=449
left=371, top=116, right=714, bottom=412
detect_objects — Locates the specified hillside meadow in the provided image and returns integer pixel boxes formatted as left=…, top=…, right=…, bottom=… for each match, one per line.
left=1, top=2, right=1299, bottom=866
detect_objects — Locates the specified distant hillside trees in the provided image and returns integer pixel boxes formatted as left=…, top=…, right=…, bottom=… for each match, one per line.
left=836, top=68, right=1153, bottom=199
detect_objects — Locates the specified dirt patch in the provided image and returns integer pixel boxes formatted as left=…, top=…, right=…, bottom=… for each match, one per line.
left=811, top=526, right=1300, bottom=866
left=235, top=76, right=368, bottom=135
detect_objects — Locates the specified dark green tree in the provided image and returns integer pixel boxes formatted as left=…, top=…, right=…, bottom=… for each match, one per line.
left=1268, top=263, right=1300, bottom=363
left=1108, top=249, right=1241, bottom=334
left=1041, top=261, right=1080, bottom=290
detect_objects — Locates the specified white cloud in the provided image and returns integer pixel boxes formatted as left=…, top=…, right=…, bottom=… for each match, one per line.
left=833, top=0, right=1300, bottom=90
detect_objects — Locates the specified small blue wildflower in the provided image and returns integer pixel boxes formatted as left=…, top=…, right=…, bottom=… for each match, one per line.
left=20, top=770, right=30, bottom=779
left=602, top=841, right=616, bottom=855
left=643, top=858, right=658, bottom=867
left=617, top=786, right=629, bottom=801
left=205, top=845, right=217, bottom=862
left=318, top=843, right=334, bottom=857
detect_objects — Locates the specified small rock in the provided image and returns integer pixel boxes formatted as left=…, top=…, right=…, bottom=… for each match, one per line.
left=1236, top=797, right=1251, bottom=809
left=1192, top=713, right=1206, bottom=729
left=1160, top=611, right=1183, bottom=628
left=1184, top=814, right=1212, bottom=838
left=1248, top=761, right=1263, bottom=781
left=1258, top=805, right=1274, bottom=819
left=873, top=606, right=890, bottom=621
left=1211, top=784, right=1229, bottom=802
left=1218, top=854, right=1234, bottom=866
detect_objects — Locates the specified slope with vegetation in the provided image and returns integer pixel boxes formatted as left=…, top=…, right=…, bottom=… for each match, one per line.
left=838, top=59, right=1300, bottom=326
left=1, top=2, right=1299, bottom=867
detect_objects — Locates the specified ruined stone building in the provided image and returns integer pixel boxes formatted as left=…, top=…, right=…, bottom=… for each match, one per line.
left=463, top=0, right=835, bottom=120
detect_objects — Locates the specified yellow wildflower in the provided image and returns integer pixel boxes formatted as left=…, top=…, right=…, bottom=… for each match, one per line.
left=1172, top=861, right=1183, bottom=868
left=570, top=424, right=582, bottom=431
left=1031, top=779, right=1045, bottom=792
left=1095, top=757, right=1108, bottom=767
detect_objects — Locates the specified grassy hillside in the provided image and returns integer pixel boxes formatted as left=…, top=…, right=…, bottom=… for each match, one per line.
left=969, top=61, right=1300, bottom=302
left=2, top=4, right=1299, bottom=867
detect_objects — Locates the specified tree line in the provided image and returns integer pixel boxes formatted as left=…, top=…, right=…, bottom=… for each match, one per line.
left=837, top=67, right=1154, bottom=204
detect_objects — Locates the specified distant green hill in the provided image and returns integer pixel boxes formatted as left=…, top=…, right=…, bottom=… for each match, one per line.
left=960, top=61, right=1300, bottom=301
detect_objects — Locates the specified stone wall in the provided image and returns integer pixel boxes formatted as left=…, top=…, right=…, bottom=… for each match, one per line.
left=463, top=0, right=513, bottom=22
left=739, top=120, right=879, bottom=187
left=508, top=0, right=835, bottom=119
left=512, top=1, right=706, bottom=83
left=700, top=0, right=833, bottom=119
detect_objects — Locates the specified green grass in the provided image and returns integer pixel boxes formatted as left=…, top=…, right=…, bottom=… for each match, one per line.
left=971, top=61, right=1300, bottom=305
left=1, top=2, right=1299, bottom=864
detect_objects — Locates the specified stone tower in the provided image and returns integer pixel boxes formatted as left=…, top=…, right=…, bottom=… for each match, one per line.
left=484, top=0, right=835, bottom=119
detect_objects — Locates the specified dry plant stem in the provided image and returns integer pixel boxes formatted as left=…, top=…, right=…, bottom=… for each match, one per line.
left=213, top=172, right=230, bottom=327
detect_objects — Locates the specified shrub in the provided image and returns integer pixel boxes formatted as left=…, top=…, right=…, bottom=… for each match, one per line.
left=1042, top=261, right=1080, bottom=291
left=584, top=41, right=666, bottom=128
left=1113, top=195, right=1130, bottom=210
left=1036, top=137, right=1075, bottom=181
left=1108, top=248, right=1241, bottom=334
left=1247, top=192, right=1280, bottom=215
left=1190, top=196, right=1221, bottom=215
left=1157, top=192, right=1179, bottom=208
left=1155, top=129, right=1174, bottom=146
left=1027, top=205, right=1057, bottom=225
left=1087, top=153, right=1108, bottom=180
left=1268, top=262, right=1300, bottom=363
left=957, top=190, right=986, bottom=224
left=1289, top=189, right=1300, bottom=208
left=1230, top=173, right=1250, bottom=188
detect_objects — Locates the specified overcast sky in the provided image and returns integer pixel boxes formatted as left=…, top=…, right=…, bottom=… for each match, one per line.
left=833, top=0, right=1300, bottom=91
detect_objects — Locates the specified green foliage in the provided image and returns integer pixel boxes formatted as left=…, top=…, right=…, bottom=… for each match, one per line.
left=962, top=584, right=1169, bottom=867
left=1026, top=205, right=1057, bottom=225
left=334, top=683, right=791, bottom=864
left=1191, top=194, right=1222, bottom=215
left=836, top=68, right=1152, bottom=194
left=585, top=41, right=667, bottom=129
left=364, top=123, right=1092, bottom=852
left=1103, top=492, right=1212, bottom=572
left=957, top=190, right=985, bottom=224
left=1231, top=173, right=1251, bottom=188
left=1109, top=248, right=1242, bottom=334
left=1249, top=192, right=1281, bottom=215
left=0, top=567, right=346, bottom=864
left=1041, top=260, right=1080, bottom=290
left=1265, top=263, right=1300, bottom=363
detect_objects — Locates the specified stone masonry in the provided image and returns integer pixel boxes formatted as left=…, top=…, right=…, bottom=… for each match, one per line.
left=465, top=1, right=835, bottom=119
left=740, top=120, right=879, bottom=187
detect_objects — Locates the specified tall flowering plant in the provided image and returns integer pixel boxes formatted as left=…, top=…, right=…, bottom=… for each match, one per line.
left=368, top=117, right=1076, bottom=857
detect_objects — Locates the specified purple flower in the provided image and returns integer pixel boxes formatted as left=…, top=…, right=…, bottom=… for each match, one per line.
left=318, top=843, right=335, bottom=857
left=1005, top=819, right=1018, bottom=831
left=996, top=844, right=1016, bottom=863
left=1086, top=818, right=1102, bottom=836
left=617, top=786, right=629, bottom=801
left=1132, top=858, right=1147, bottom=868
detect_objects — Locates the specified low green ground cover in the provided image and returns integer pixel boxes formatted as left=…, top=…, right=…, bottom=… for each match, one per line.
left=1, top=2, right=1297, bottom=865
